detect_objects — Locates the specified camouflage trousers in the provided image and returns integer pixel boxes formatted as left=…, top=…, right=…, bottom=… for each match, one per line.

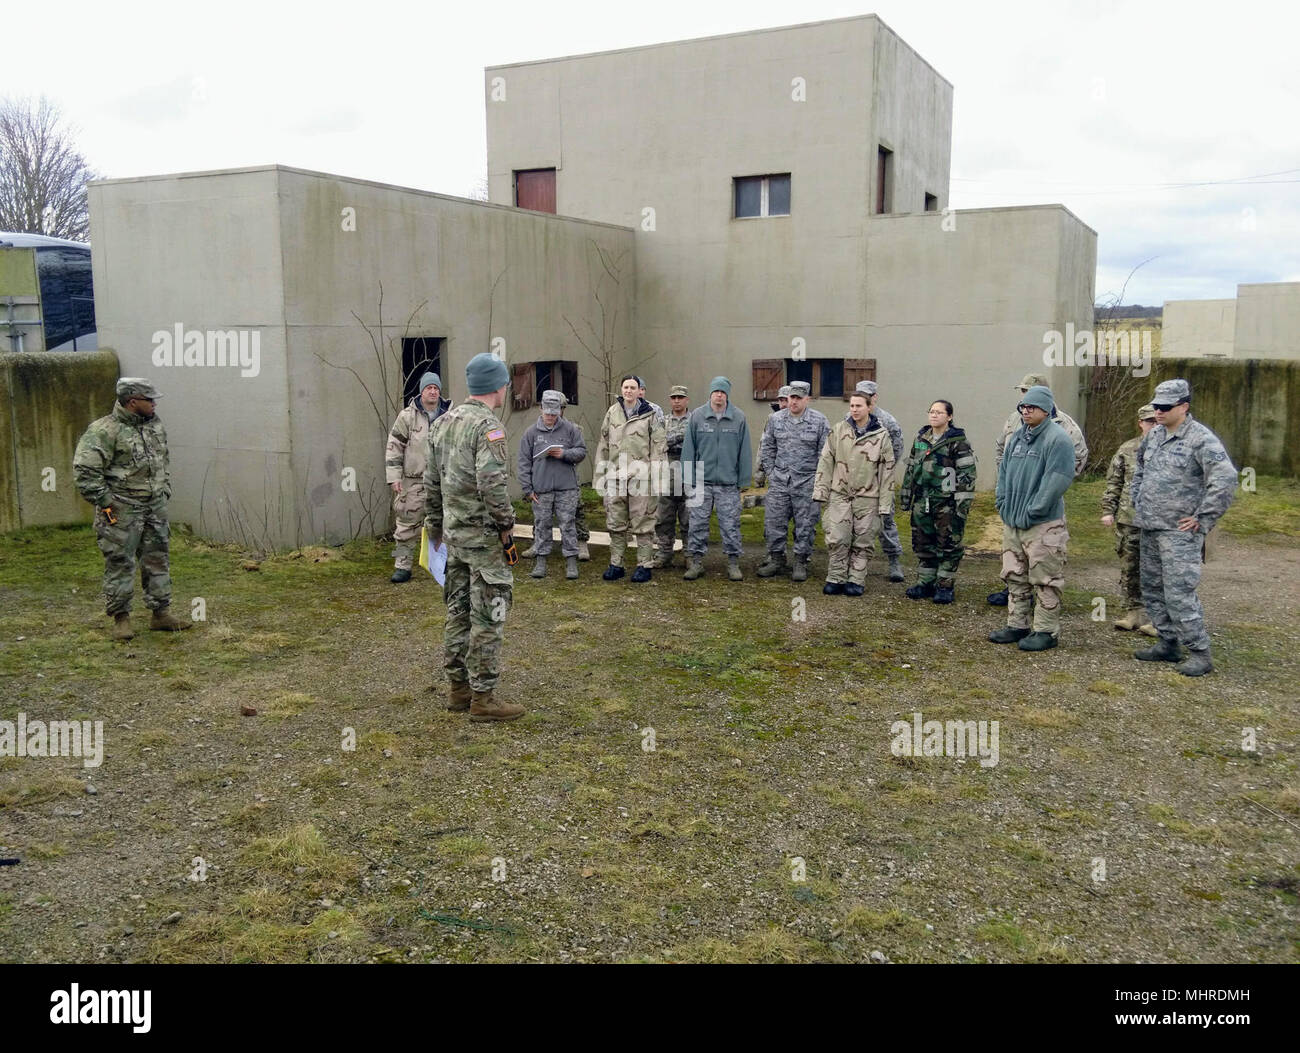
left=575, top=496, right=590, bottom=542
left=764, top=481, right=820, bottom=560
left=875, top=510, right=903, bottom=557
left=824, top=495, right=883, bottom=586
left=443, top=544, right=513, bottom=693
left=392, top=478, right=425, bottom=570
left=533, top=489, right=580, bottom=556
left=1000, top=518, right=1068, bottom=636
left=93, top=501, right=172, bottom=615
left=1140, top=528, right=1210, bottom=651
left=654, top=493, right=689, bottom=560
left=536, top=491, right=589, bottom=541
left=687, top=485, right=742, bottom=557
left=909, top=499, right=968, bottom=586
left=1115, top=523, right=1142, bottom=609
left=605, top=493, right=656, bottom=567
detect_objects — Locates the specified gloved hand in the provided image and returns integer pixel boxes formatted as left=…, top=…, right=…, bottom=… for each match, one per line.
left=754, top=467, right=767, bottom=488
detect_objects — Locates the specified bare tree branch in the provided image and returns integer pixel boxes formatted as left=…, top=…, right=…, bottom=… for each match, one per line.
left=0, top=96, right=98, bottom=241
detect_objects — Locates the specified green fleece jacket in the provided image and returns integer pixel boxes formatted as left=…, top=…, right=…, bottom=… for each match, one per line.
left=995, top=417, right=1075, bottom=529
left=681, top=401, right=752, bottom=489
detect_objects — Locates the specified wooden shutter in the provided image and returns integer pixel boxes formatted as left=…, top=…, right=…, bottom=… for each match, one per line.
left=515, top=169, right=557, bottom=213
left=752, top=359, right=784, bottom=401
left=511, top=363, right=536, bottom=411
left=842, top=359, right=876, bottom=400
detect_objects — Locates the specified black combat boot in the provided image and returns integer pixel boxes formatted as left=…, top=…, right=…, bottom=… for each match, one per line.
left=1136, top=636, right=1182, bottom=663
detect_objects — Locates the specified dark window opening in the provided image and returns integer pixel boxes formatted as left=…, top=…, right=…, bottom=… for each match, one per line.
left=876, top=146, right=893, bottom=214
left=533, top=360, right=579, bottom=406
left=401, top=337, right=445, bottom=406
left=734, top=174, right=791, bottom=218
left=511, top=360, right=578, bottom=412
left=754, top=358, right=876, bottom=400
left=924, top=192, right=938, bottom=212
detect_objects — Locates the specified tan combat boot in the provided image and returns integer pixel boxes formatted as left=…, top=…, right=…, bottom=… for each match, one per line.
left=111, top=613, right=134, bottom=641
left=1113, top=608, right=1145, bottom=631
left=150, top=607, right=192, bottom=631
left=447, top=681, right=472, bottom=712
left=469, top=690, right=525, bottom=722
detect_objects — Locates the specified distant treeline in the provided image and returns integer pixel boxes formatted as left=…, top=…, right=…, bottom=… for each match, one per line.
left=1094, top=305, right=1163, bottom=321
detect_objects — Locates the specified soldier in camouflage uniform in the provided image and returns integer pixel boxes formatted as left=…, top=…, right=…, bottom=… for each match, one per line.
left=424, top=353, right=523, bottom=721
left=595, top=375, right=666, bottom=581
left=1101, top=403, right=1158, bottom=632
left=652, top=384, right=692, bottom=568
left=757, top=380, right=829, bottom=582
left=1132, top=379, right=1237, bottom=677
left=73, top=378, right=190, bottom=640
left=385, top=371, right=450, bottom=583
left=988, top=385, right=1076, bottom=652
left=517, top=389, right=586, bottom=580
left=812, top=391, right=895, bottom=595
left=521, top=391, right=591, bottom=561
left=988, top=371, right=1089, bottom=606
left=754, top=385, right=792, bottom=487
left=681, top=377, right=752, bottom=581
left=855, top=380, right=907, bottom=582
left=898, top=399, right=977, bottom=604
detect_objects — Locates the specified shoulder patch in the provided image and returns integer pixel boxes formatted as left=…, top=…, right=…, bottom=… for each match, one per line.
left=487, top=428, right=506, bottom=442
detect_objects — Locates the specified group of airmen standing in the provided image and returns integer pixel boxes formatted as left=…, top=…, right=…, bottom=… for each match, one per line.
left=67, top=353, right=1239, bottom=724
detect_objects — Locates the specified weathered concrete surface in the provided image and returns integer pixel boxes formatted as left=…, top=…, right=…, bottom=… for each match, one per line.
left=90, top=166, right=634, bottom=548
left=1164, top=298, right=1236, bottom=359
left=0, top=350, right=119, bottom=533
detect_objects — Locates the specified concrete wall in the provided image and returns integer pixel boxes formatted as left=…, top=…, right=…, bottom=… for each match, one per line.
left=871, top=22, right=953, bottom=214
left=275, top=168, right=634, bottom=546
left=863, top=205, right=1098, bottom=483
left=90, top=166, right=634, bottom=548
left=1, top=247, right=44, bottom=353
left=1235, top=282, right=1300, bottom=360
left=0, top=350, right=119, bottom=533
left=1082, top=358, right=1299, bottom=478
left=90, top=167, right=291, bottom=549
left=1163, top=298, right=1235, bottom=358
left=485, top=14, right=960, bottom=467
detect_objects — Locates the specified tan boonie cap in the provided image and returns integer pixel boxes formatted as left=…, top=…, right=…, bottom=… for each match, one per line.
left=1138, top=403, right=1157, bottom=420
left=1017, top=372, right=1049, bottom=391
left=669, top=384, right=688, bottom=397
left=117, top=377, right=161, bottom=400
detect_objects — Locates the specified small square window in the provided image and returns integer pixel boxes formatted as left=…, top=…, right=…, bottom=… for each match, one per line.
left=734, top=174, right=791, bottom=218
left=924, top=192, right=938, bottom=212
left=735, top=177, right=762, bottom=218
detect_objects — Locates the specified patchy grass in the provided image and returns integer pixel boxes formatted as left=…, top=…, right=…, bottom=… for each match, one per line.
left=1, top=507, right=1297, bottom=964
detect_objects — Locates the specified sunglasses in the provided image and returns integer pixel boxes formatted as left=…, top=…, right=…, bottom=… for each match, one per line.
left=1151, top=403, right=1176, bottom=412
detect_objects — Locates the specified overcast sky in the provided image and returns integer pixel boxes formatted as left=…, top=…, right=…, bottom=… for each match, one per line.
left=5, top=0, right=1296, bottom=306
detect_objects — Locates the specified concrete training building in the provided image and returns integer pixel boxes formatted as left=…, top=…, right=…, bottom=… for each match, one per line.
left=89, top=14, right=1097, bottom=548
left=1163, top=282, right=1300, bottom=360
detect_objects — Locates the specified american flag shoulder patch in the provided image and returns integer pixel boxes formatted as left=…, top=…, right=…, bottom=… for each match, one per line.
left=486, top=428, right=506, bottom=442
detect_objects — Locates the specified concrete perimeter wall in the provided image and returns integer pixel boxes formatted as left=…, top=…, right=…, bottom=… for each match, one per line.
left=863, top=205, right=1098, bottom=485
left=1163, top=298, right=1236, bottom=359
left=0, top=350, right=119, bottom=533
